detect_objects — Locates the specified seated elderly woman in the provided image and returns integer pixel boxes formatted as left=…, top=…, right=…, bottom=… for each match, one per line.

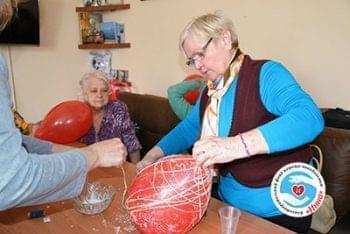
left=78, top=71, right=141, bottom=163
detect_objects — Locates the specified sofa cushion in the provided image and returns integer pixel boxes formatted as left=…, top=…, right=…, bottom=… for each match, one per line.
left=314, top=127, right=350, bottom=221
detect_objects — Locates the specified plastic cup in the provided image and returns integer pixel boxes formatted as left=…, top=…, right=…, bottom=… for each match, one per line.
left=218, top=206, right=241, bottom=234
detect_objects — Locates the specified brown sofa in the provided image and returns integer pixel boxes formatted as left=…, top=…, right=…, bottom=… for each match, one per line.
left=118, top=92, right=180, bottom=156
left=118, top=92, right=350, bottom=233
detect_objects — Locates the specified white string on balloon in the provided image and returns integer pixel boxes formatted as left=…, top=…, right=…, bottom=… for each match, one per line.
left=120, top=166, right=128, bottom=210
left=125, top=155, right=212, bottom=233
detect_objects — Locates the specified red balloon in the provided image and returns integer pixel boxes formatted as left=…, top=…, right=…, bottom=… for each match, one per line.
left=34, top=101, right=93, bottom=144
left=183, top=73, right=204, bottom=105
left=126, top=155, right=212, bottom=234
left=108, top=80, right=132, bottom=100
left=184, top=89, right=200, bottom=105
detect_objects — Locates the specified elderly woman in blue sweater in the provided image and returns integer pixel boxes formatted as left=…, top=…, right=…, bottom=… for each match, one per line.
left=137, top=12, right=324, bottom=233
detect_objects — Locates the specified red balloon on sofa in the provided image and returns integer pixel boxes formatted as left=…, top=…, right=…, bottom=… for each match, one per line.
left=184, top=89, right=201, bottom=105
left=34, top=100, right=93, bottom=144
left=126, top=155, right=212, bottom=233
left=183, top=73, right=204, bottom=105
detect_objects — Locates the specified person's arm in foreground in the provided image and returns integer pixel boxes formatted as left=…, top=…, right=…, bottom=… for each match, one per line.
left=2, top=134, right=126, bottom=211
left=1, top=131, right=126, bottom=211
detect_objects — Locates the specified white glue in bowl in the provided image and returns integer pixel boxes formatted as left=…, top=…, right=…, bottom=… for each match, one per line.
left=72, top=182, right=116, bottom=215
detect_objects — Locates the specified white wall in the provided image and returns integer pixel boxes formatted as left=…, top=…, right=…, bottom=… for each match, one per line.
left=1, top=0, right=350, bottom=121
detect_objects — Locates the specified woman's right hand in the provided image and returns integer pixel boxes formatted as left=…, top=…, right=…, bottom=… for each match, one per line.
left=81, top=138, right=127, bottom=170
left=136, top=146, right=164, bottom=173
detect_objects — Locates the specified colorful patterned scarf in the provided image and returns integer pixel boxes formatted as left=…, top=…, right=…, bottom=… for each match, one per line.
left=201, top=50, right=244, bottom=138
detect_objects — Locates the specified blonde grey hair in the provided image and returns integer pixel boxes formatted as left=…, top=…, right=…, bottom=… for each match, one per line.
left=79, top=71, right=110, bottom=94
left=0, top=0, right=14, bottom=31
left=179, top=12, right=239, bottom=53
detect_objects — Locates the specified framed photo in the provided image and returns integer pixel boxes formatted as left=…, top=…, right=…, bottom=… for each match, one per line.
left=117, top=69, right=129, bottom=82
left=100, top=22, right=125, bottom=43
left=79, top=13, right=104, bottom=44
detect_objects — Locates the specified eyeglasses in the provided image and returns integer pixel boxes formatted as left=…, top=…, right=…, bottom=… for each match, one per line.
left=186, top=38, right=213, bottom=67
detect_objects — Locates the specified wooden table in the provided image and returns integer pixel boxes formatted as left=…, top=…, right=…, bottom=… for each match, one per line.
left=0, top=162, right=293, bottom=233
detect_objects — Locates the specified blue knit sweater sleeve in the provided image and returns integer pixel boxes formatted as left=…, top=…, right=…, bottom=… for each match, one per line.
left=258, top=61, right=324, bottom=153
left=157, top=97, right=202, bottom=155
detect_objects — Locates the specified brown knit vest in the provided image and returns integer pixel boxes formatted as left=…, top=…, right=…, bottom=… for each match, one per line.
left=199, top=55, right=312, bottom=188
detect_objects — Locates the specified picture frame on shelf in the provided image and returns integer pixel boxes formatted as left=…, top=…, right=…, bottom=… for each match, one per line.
left=110, top=69, right=129, bottom=82
left=100, top=22, right=125, bottom=43
left=116, top=24, right=125, bottom=43
left=75, top=1, right=130, bottom=49
left=117, top=69, right=129, bottom=82
left=79, top=12, right=104, bottom=44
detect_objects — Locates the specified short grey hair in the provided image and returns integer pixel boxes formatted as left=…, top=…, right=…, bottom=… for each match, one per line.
left=179, top=12, right=239, bottom=53
left=79, top=71, right=110, bottom=94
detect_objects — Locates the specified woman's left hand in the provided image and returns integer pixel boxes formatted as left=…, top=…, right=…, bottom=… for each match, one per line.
left=192, top=136, right=244, bottom=167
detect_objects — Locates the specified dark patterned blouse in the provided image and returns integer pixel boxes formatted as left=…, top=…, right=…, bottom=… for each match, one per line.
left=79, top=101, right=142, bottom=154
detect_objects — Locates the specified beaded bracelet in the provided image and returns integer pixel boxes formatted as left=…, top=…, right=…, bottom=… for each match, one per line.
left=239, top=133, right=250, bottom=156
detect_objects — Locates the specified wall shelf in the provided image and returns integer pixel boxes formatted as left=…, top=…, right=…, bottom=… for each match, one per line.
left=76, top=4, right=131, bottom=50
left=75, top=4, right=130, bottom=13
left=78, top=43, right=131, bottom=49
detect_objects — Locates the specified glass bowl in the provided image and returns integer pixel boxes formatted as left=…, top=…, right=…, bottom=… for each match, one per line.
left=72, top=182, right=116, bottom=215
